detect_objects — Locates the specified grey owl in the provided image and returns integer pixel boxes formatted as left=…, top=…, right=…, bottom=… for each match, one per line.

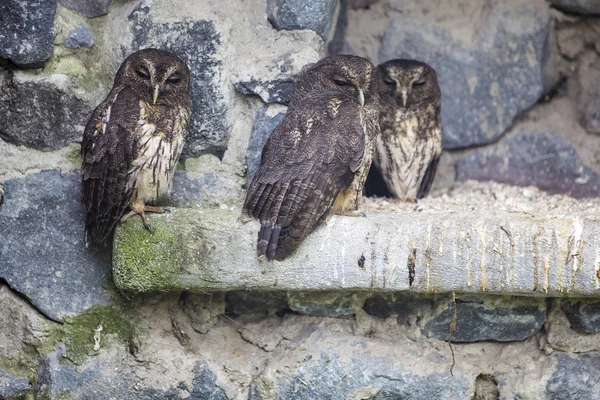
left=374, top=59, right=442, bottom=200
left=243, top=55, right=380, bottom=261
left=81, top=48, right=192, bottom=245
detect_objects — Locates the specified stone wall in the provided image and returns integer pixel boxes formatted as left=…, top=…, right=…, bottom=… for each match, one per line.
left=1, top=0, right=600, bottom=399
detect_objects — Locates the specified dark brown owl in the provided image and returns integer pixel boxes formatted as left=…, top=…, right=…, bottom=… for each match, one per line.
left=81, top=48, right=191, bottom=246
left=243, top=55, right=380, bottom=261
left=374, top=59, right=442, bottom=200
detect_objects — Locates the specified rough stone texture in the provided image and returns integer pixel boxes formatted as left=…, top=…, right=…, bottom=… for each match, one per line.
left=561, top=299, right=600, bottom=333
left=380, top=0, right=551, bottom=149
left=35, top=345, right=227, bottom=400
left=545, top=300, right=600, bottom=353
left=422, top=296, right=546, bottom=342
left=181, top=292, right=226, bottom=334
left=456, top=131, right=600, bottom=198
left=0, top=68, right=97, bottom=150
left=63, top=23, right=94, bottom=49
left=0, top=170, right=111, bottom=321
left=0, top=368, right=30, bottom=399
left=546, top=353, right=600, bottom=399
left=288, top=292, right=354, bottom=317
left=246, top=105, right=286, bottom=184
left=267, top=0, right=339, bottom=41
left=551, top=0, right=600, bottom=14
left=234, top=78, right=294, bottom=105
left=0, top=0, right=56, bottom=67
left=169, top=170, right=243, bottom=208
left=226, top=291, right=289, bottom=315
left=126, top=2, right=228, bottom=158
left=272, top=347, right=470, bottom=399
left=113, top=205, right=600, bottom=296
left=363, top=293, right=435, bottom=323
left=58, top=0, right=112, bottom=18
left=576, top=51, right=600, bottom=135
left=0, top=284, right=49, bottom=366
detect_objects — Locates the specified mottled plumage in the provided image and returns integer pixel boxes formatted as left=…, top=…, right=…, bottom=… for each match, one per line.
left=81, top=48, right=191, bottom=245
left=374, top=59, right=442, bottom=200
left=243, top=55, right=380, bottom=261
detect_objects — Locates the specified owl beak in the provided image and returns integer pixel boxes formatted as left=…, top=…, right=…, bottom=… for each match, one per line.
left=401, top=90, right=408, bottom=107
left=358, top=90, right=365, bottom=108
left=152, top=85, right=160, bottom=105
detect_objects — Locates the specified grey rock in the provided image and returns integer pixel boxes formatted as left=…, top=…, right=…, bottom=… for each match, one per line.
left=0, top=368, right=29, bottom=399
left=423, top=296, right=545, bottom=342
left=551, top=0, right=600, bottom=15
left=561, top=299, right=600, bottom=333
left=546, top=353, right=600, bottom=399
left=35, top=346, right=226, bottom=400
left=456, top=131, right=600, bottom=198
left=234, top=78, right=294, bottom=105
left=380, top=0, right=551, bottom=149
left=576, top=51, right=600, bottom=135
left=267, top=0, right=340, bottom=41
left=0, top=68, right=96, bottom=150
left=181, top=292, right=226, bottom=334
left=246, top=105, right=285, bottom=184
left=63, top=23, right=94, bottom=49
left=169, top=171, right=243, bottom=207
left=363, top=293, right=435, bottom=324
left=0, top=170, right=111, bottom=321
left=226, top=291, right=289, bottom=315
left=58, top=0, right=112, bottom=18
left=0, top=0, right=56, bottom=67
left=127, top=3, right=228, bottom=158
left=274, top=350, right=470, bottom=399
left=288, top=292, right=354, bottom=317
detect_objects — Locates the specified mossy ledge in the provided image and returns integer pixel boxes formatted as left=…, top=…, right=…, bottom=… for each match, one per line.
left=112, top=207, right=600, bottom=296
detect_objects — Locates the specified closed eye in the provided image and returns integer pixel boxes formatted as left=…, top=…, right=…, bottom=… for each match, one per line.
left=333, top=79, right=352, bottom=87
left=136, top=68, right=150, bottom=79
left=413, top=80, right=426, bottom=87
left=167, top=75, right=181, bottom=84
left=383, top=77, right=395, bottom=86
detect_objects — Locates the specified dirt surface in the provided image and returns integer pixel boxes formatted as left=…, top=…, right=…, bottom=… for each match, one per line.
left=362, top=180, right=600, bottom=216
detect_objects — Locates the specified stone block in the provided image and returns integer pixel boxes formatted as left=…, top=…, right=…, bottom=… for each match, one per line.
left=0, top=171, right=111, bottom=321
left=551, top=0, right=600, bottom=14
left=267, top=0, right=340, bottom=41
left=576, top=51, right=600, bottom=135
left=226, top=291, right=289, bottom=315
left=0, top=68, right=98, bottom=150
left=422, top=295, right=546, bottom=342
left=246, top=105, right=286, bottom=184
left=62, top=23, right=94, bottom=49
left=363, top=293, right=435, bottom=324
left=380, top=0, right=551, bottom=149
left=0, top=0, right=56, bottom=66
left=456, top=131, right=600, bottom=198
left=546, top=353, right=600, bottom=399
left=58, top=0, right=112, bottom=18
left=288, top=292, right=354, bottom=317
left=561, top=298, right=600, bottom=333
left=0, top=368, right=29, bottom=400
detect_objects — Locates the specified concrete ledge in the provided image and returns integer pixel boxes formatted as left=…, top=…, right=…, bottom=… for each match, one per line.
left=112, top=207, right=600, bottom=296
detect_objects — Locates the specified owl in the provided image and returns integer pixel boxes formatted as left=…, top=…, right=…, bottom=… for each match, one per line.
left=243, top=55, right=379, bottom=261
left=81, top=48, right=191, bottom=246
left=374, top=59, right=442, bottom=200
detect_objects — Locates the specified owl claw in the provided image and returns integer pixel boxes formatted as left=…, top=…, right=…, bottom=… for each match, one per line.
left=144, top=223, right=153, bottom=233
left=162, top=207, right=171, bottom=213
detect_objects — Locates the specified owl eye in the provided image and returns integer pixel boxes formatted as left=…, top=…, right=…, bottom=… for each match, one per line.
left=136, top=68, right=150, bottom=79
left=413, top=79, right=426, bottom=87
left=167, top=75, right=181, bottom=84
left=333, top=79, right=352, bottom=87
left=383, top=77, right=395, bottom=86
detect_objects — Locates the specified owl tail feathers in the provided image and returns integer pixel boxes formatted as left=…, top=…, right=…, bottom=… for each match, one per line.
left=257, top=224, right=282, bottom=262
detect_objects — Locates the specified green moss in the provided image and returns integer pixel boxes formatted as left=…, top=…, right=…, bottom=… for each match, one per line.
left=41, top=305, right=129, bottom=365
left=112, top=216, right=181, bottom=292
left=64, top=143, right=83, bottom=167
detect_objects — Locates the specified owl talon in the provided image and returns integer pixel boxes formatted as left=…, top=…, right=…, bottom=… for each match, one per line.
left=144, top=223, right=153, bottom=233
left=162, top=207, right=171, bottom=213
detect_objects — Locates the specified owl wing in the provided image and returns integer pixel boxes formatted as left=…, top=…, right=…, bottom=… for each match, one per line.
left=243, top=97, right=365, bottom=261
left=81, top=86, right=140, bottom=245
left=416, top=152, right=440, bottom=199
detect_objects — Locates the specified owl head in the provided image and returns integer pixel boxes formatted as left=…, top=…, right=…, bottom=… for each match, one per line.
left=114, top=48, right=190, bottom=105
left=293, top=55, right=378, bottom=108
left=377, top=59, right=440, bottom=109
